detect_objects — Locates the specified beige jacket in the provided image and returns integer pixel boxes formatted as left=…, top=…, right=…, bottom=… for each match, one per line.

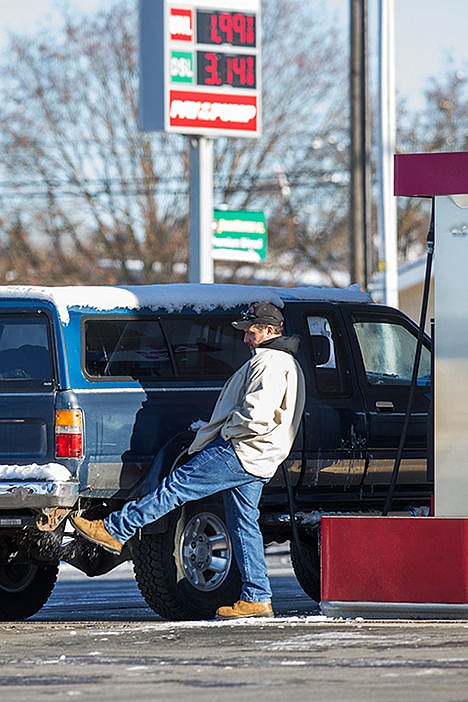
left=188, top=339, right=306, bottom=478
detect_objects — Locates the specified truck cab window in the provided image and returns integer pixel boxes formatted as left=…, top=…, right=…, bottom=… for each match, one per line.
left=307, top=315, right=349, bottom=395
left=353, top=319, right=431, bottom=386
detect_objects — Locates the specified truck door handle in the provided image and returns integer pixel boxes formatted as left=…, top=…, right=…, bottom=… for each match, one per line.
left=375, top=401, right=394, bottom=412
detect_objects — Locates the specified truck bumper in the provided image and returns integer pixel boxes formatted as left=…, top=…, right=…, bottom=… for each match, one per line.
left=0, top=480, right=79, bottom=509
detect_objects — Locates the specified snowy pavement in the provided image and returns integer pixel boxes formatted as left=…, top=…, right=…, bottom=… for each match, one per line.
left=0, top=547, right=467, bottom=701
left=32, top=544, right=319, bottom=622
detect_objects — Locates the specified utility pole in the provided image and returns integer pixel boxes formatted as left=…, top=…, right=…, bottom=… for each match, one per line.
left=350, top=0, right=371, bottom=289
left=377, top=0, right=398, bottom=307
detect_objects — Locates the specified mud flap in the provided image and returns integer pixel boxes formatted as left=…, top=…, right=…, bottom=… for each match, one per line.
left=61, top=535, right=128, bottom=576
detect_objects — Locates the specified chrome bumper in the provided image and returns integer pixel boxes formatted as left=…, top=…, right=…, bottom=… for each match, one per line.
left=0, top=480, right=79, bottom=509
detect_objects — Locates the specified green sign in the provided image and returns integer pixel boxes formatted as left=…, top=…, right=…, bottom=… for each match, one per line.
left=170, top=51, right=194, bottom=83
left=212, top=210, right=267, bottom=262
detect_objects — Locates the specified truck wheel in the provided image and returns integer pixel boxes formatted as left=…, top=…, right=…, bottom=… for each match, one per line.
left=0, top=559, right=59, bottom=620
left=290, top=532, right=321, bottom=602
left=132, top=498, right=242, bottom=620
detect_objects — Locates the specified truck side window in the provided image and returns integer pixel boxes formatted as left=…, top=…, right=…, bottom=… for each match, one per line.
left=307, top=316, right=349, bottom=395
left=353, top=319, right=431, bottom=386
left=0, top=316, right=53, bottom=381
left=161, top=317, right=250, bottom=380
left=85, top=319, right=173, bottom=379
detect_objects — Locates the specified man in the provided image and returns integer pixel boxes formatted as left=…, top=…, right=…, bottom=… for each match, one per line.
left=71, top=301, right=305, bottom=619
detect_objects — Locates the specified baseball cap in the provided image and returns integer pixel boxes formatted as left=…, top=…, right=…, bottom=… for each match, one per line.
left=231, top=301, right=284, bottom=331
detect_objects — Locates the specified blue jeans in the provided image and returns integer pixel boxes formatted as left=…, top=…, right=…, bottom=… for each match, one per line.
left=105, top=436, right=272, bottom=603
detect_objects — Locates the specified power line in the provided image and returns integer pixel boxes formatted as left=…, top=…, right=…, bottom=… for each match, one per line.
left=0, top=169, right=348, bottom=201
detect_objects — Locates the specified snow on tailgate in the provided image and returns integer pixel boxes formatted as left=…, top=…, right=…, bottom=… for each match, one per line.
left=0, top=463, right=73, bottom=481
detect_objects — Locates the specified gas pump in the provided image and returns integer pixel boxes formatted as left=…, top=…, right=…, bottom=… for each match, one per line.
left=321, top=151, right=468, bottom=618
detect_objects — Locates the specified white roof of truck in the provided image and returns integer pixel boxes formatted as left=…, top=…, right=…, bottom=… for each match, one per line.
left=0, top=283, right=371, bottom=324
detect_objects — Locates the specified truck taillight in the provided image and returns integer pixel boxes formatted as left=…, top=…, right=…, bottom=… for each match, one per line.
left=55, top=409, right=83, bottom=458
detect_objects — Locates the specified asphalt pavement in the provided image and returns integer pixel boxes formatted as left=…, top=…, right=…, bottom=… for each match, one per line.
left=0, top=546, right=467, bottom=701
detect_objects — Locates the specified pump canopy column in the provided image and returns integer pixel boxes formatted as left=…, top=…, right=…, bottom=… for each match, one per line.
left=394, top=151, right=468, bottom=518
left=320, top=153, right=468, bottom=619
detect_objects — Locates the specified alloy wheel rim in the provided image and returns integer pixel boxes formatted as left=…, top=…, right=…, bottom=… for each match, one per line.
left=180, top=512, right=232, bottom=592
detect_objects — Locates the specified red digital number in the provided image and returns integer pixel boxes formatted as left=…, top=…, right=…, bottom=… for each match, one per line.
left=232, top=13, right=254, bottom=45
left=218, top=13, right=233, bottom=43
left=226, top=56, right=255, bottom=87
left=199, top=11, right=256, bottom=47
left=218, top=12, right=233, bottom=44
left=210, top=14, right=222, bottom=44
left=203, top=52, right=222, bottom=86
left=245, top=56, right=255, bottom=86
left=245, top=16, right=255, bottom=45
left=212, top=12, right=255, bottom=46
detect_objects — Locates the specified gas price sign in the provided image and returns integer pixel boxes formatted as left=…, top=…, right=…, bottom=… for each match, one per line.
left=140, top=0, right=261, bottom=137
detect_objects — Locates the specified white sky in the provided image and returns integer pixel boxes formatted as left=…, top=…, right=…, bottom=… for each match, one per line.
left=325, top=0, right=467, bottom=107
left=0, top=0, right=466, bottom=108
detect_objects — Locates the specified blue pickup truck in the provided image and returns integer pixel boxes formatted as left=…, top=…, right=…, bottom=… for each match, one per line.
left=0, top=283, right=431, bottom=619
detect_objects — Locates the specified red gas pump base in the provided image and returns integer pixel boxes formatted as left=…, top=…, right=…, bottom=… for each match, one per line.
left=321, top=516, right=468, bottom=619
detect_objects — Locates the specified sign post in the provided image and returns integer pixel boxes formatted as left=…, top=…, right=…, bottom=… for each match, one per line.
left=139, top=0, right=261, bottom=283
left=189, top=137, right=213, bottom=282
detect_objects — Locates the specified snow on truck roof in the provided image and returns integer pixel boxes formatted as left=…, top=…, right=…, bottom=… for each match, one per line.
left=0, top=283, right=371, bottom=324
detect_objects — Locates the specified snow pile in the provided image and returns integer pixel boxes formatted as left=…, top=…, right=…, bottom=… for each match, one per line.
left=0, top=283, right=371, bottom=324
left=0, top=463, right=73, bottom=481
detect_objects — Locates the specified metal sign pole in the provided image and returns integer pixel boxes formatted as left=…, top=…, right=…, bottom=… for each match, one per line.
left=189, top=136, right=214, bottom=283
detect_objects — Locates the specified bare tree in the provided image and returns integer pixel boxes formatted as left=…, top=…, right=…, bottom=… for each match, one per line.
left=213, top=0, right=349, bottom=285
left=1, top=1, right=467, bottom=288
left=0, top=0, right=351, bottom=287
left=0, top=2, right=188, bottom=284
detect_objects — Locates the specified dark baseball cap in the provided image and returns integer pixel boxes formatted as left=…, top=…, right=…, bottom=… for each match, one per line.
left=232, top=301, right=284, bottom=331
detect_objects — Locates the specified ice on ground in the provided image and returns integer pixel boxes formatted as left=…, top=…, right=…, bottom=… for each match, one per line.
left=0, top=283, right=371, bottom=324
left=0, top=463, right=72, bottom=481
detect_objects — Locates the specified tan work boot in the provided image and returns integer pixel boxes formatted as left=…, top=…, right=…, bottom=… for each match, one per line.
left=216, top=600, right=274, bottom=620
left=70, top=515, right=123, bottom=555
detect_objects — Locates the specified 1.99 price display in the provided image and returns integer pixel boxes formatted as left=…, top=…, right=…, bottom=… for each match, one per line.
left=197, top=51, right=256, bottom=88
left=197, top=10, right=256, bottom=47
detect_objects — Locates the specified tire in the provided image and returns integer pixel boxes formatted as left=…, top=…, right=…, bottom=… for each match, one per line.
left=290, top=530, right=321, bottom=602
left=132, top=498, right=242, bottom=620
left=0, top=559, right=59, bottom=620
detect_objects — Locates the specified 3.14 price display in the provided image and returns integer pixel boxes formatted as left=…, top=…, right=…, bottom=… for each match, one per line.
left=197, top=51, right=256, bottom=88
left=197, top=10, right=256, bottom=47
